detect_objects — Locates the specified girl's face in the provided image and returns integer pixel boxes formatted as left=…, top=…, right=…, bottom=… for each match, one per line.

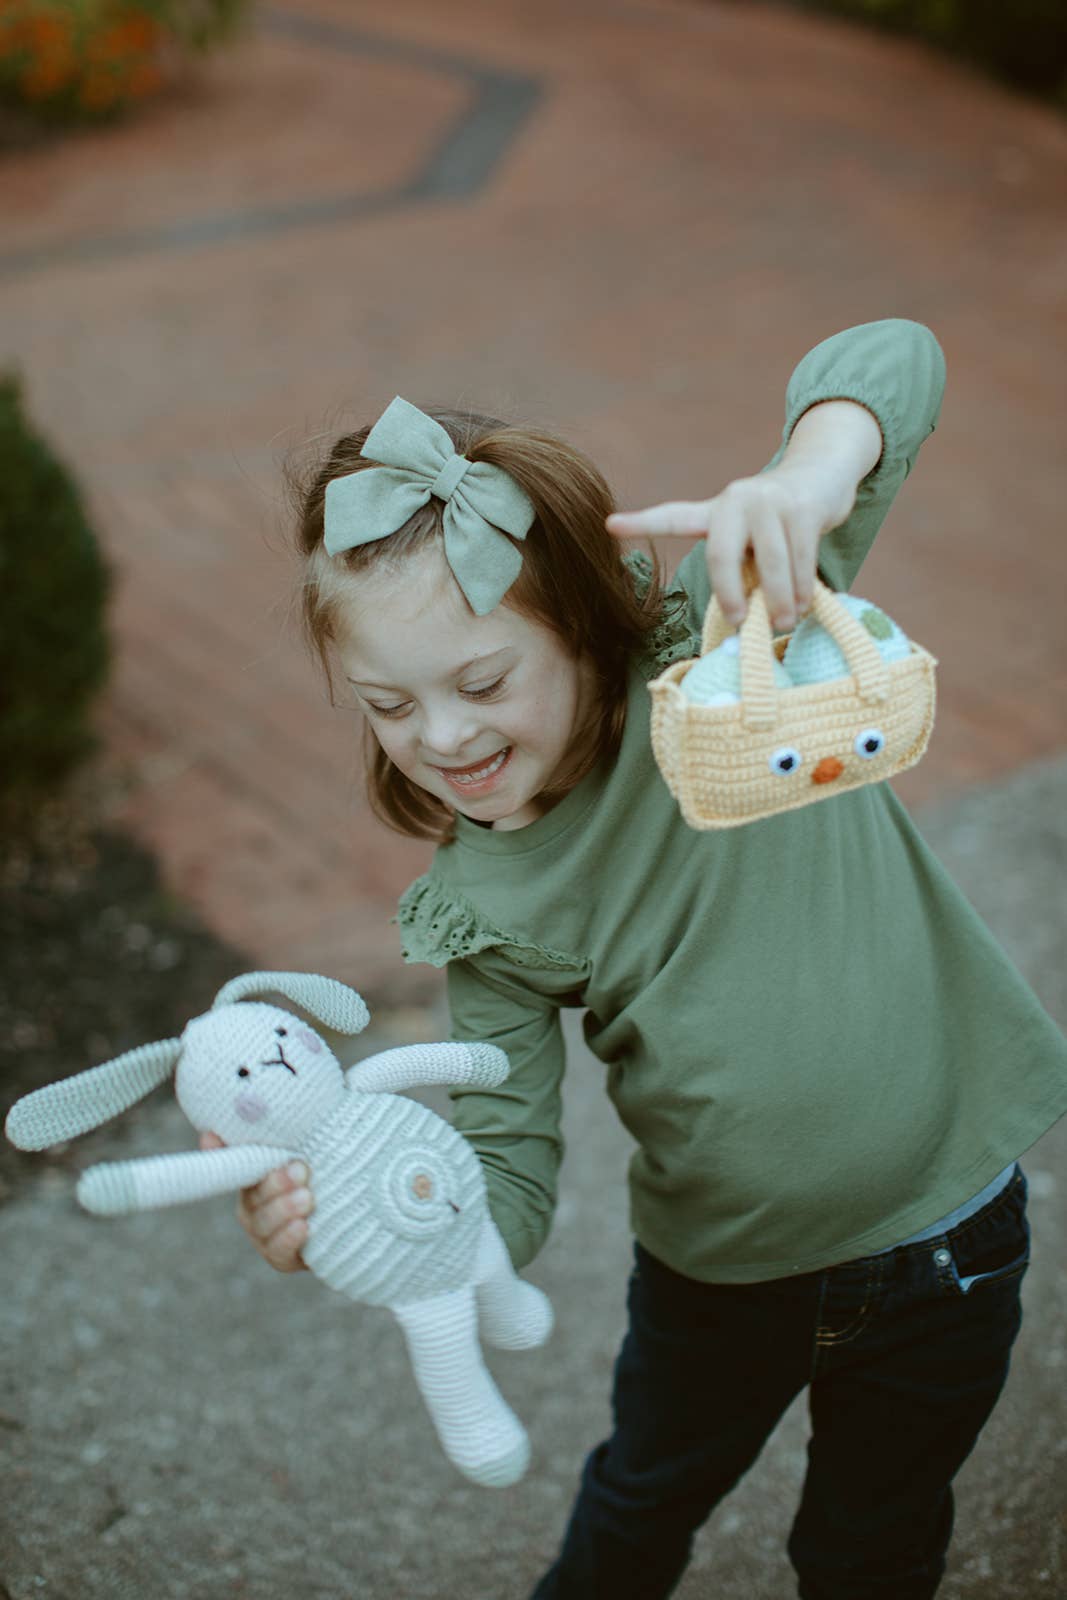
left=336, top=544, right=594, bottom=831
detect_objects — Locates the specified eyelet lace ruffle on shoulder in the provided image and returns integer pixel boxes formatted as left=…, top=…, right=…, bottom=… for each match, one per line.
left=397, top=875, right=581, bottom=971
left=623, top=549, right=698, bottom=676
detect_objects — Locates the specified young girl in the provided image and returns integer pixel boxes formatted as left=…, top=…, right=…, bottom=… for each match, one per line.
left=214, top=320, right=1067, bottom=1598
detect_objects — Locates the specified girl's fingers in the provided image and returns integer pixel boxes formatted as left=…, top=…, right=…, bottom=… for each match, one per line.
left=237, top=1210, right=308, bottom=1273
left=199, top=1131, right=224, bottom=1151
left=263, top=1220, right=310, bottom=1273
left=235, top=1158, right=313, bottom=1273
left=609, top=480, right=823, bottom=629
left=241, top=1185, right=314, bottom=1245
left=237, top=1162, right=309, bottom=1227
left=242, top=1160, right=308, bottom=1209
left=783, top=513, right=821, bottom=616
left=606, top=501, right=712, bottom=539
left=704, top=496, right=751, bottom=624
left=748, top=505, right=797, bottom=630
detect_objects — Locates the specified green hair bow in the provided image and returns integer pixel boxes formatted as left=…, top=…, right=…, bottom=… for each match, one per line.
left=323, top=397, right=536, bottom=616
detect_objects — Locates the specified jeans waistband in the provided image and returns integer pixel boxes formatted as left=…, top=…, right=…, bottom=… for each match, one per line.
left=871, top=1162, right=1019, bottom=1256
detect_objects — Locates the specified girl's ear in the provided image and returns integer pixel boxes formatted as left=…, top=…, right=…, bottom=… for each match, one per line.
left=5, top=1039, right=182, bottom=1151
left=211, top=972, right=371, bottom=1036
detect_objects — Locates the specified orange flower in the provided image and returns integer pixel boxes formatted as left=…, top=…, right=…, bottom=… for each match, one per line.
left=26, top=14, right=69, bottom=56
left=20, top=51, right=73, bottom=97
left=86, top=25, right=128, bottom=67
left=3, top=7, right=74, bottom=86
left=124, top=57, right=160, bottom=97
left=109, top=14, right=158, bottom=54
left=0, top=15, right=35, bottom=54
left=78, top=69, right=121, bottom=112
left=2, top=0, right=169, bottom=115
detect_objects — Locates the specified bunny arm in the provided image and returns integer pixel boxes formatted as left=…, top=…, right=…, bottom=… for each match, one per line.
left=77, top=1144, right=299, bottom=1216
left=345, top=1042, right=509, bottom=1096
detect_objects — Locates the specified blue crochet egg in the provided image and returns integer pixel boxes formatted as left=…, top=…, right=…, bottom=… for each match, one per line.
left=681, top=635, right=793, bottom=706
left=783, top=597, right=911, bottom=685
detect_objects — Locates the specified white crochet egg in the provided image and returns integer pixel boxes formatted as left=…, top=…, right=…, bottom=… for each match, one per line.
left=681, top=634, right=793, bottom=706
left=783, top=596, right=911, bottom=685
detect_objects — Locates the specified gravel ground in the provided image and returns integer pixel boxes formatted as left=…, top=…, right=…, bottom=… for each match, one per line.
left=2, top=757, right=1066, bottom=1599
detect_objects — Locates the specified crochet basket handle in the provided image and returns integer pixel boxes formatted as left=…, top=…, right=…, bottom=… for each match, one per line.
left=806, top=581, right=891, bottom=703
left=699, top=560, right=778, bottom=731
left=700, top=569, right=891, bottom=728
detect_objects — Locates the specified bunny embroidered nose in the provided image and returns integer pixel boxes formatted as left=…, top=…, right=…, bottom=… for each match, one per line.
left=812, top=757, right=845, bottom=785
left=235, top=1091, right=269, bottom=1123
left=263, top=1053, right=297, bottom=1075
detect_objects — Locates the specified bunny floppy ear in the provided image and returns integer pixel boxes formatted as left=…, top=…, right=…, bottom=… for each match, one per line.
left=211, top=971, right=371, bottom=1036
left=5, top=1038, right=182, bottom=1152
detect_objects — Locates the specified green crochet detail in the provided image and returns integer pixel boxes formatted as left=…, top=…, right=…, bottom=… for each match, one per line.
left=622, top=550, right=697, bottom=675
left=861, top=606, right=893, bottom=640
left=397, top=875, right=580, bottom=971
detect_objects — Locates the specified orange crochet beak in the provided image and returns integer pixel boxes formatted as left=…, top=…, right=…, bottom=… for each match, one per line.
left=812, top=757, right=845, bottom=785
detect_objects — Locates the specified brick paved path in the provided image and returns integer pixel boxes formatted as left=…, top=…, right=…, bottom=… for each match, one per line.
left=2, top=0, right=1065, bottom=999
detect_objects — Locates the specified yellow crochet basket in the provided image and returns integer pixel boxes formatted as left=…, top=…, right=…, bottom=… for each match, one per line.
left=649, top=577, right=937, bottom=829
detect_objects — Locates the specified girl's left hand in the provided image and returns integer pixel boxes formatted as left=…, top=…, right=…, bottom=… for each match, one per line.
left=606, top=399, right=883, bottom=631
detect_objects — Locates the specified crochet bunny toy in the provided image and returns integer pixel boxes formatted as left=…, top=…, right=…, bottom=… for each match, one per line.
left=5, top=971, right=553, bottom=1489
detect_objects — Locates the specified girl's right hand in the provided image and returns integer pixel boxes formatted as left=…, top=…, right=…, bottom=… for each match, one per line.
left=606, top=398, right=884, bottom=631
left=198, top=1131, right=312, bottom=1273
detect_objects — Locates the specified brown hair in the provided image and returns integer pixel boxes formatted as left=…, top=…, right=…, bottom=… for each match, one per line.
left=290, top=406, right=674, bottom=842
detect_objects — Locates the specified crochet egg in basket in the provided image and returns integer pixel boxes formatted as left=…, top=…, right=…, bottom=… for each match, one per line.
left=681, top=633, right=794, bottom=706
left=649, top=579, right=937, bottom=829
left=783, top=595, right=912, bottom=683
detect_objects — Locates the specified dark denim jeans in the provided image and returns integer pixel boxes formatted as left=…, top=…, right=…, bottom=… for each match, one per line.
left=530, top=1169, right=1030, bottom=1600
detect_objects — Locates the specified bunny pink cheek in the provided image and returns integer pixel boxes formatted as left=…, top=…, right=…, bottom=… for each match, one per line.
left=296, top=1028, right=322, bottom=1053
left=235, top=1092, right=269, bottom=1123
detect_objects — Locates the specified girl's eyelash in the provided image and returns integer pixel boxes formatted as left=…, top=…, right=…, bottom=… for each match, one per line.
left=364, top=676, right=506, bottom=717
left=367, top=701, right=411, bottom=719
left=462, top=676, right=506, bottom=701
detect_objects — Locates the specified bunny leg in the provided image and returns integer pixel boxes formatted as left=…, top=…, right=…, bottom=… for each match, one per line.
left=473, top=1218, right=554, bottom=1352
left=392, top=1287, right=530, bottom=1489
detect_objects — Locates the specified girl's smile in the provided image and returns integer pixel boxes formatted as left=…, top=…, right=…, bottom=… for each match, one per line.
left=336, top=545, right=595, bottom=831
left=433, top=746, right=514, bottom=794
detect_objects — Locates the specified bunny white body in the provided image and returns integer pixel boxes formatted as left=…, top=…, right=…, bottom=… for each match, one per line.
left=5, top=972, right=553, bottom=1488
left=300, top=1085, right=487, bottom=1303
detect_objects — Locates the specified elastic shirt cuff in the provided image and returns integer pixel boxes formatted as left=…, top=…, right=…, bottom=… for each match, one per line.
left=785, top=384, right=902, bottom=486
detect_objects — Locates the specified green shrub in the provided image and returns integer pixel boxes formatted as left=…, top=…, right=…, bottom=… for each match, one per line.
left=802, top=0, right=1067, bottom=103
left=0, top=373, right=112, bottom=825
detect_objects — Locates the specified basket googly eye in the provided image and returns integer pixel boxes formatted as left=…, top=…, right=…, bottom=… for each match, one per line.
left=854, top=728, right=886, bottom=760
left=769, top=747, right=803, bottom=776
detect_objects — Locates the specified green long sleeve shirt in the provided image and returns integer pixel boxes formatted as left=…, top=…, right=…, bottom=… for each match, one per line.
left=397, top=320, right=1067, bottom=1284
